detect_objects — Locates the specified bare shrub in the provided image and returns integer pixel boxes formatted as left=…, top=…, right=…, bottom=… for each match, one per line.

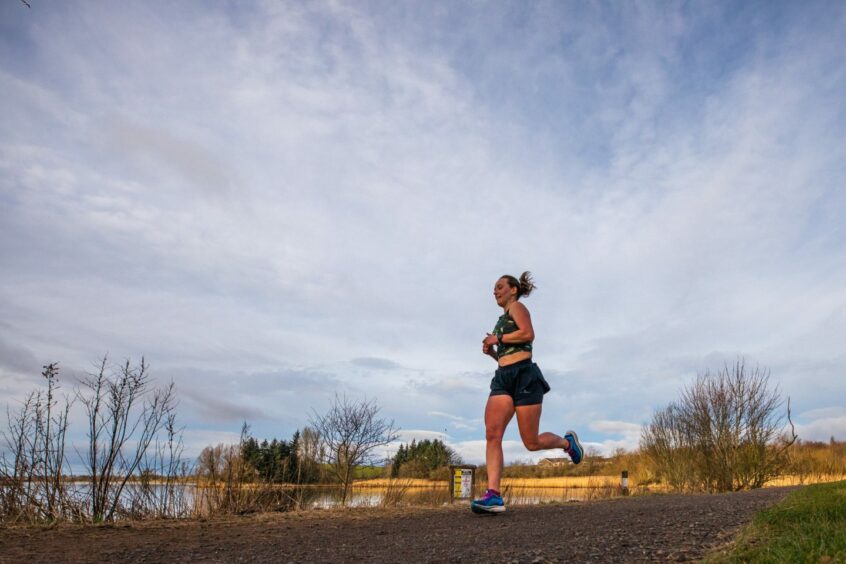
left=193, top=422, right=256, bottom=515
left=77, top=357, right=178, bottom=522
left=0, top=364, right=76, bottom=524
left=2, top=357, right=188, bottom=524
left=641, top=359, right=797, bottom=492
left=309, top=395, right=398, bottom=505
left=640, top=403, right=698, bottom=490
left=135, top=412, right=192, bottom=519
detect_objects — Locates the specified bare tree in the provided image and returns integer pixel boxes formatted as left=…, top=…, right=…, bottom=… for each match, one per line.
left=77, top=357, right=177, bottom=522
left=309, top=395, right=398, bottom=505
left=296, top=426, right=323, bottom=484
left=641, top=359, right=797, bottom=492
left=196, top=443, right=228, bottom=482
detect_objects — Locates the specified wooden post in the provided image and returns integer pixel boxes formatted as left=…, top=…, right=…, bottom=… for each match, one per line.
left=621, top=470, right=629, bottom=495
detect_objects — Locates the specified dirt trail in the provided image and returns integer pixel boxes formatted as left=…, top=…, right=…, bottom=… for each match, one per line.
left=0, top=486, right=796, bottom=563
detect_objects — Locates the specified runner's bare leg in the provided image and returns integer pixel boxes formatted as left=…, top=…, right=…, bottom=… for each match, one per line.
left=484, top=395, right=514, bottom=491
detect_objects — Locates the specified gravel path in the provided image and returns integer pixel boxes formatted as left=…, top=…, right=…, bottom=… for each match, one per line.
left=0, top=486, right=797, bottom=563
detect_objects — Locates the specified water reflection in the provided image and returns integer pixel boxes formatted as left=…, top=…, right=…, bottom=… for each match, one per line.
left=307, top=484, right=625, bottom=508
left=2, top=482, right=629, bottom=521
left=309, top=485, right=452, bottom=508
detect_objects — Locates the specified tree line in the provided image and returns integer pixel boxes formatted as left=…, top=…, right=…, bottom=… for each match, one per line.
left=196, top=427, right=461, bottom=486
left=391, top=439, right=461, bottom=479
left=196, top=427, right=323, bottom=485
left=1, top=354, right=828, bottom=525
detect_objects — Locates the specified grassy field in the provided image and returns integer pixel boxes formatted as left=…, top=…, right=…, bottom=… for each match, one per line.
left=709, top=480, right=846, bottom=563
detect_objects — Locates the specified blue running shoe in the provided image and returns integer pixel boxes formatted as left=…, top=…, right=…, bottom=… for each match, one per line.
left=564, top=430, right=584, bottom=464
left=470, top=489, right=506, bottom=514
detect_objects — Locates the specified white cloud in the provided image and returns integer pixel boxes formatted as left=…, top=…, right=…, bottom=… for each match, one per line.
left=590, top=420, right=642, bottom=440
left=2, top=1, right=845, bottom=456
left=428, top=411, right=480, bottom=431
left=800, top=407, right=846, bottom=421
left=797, top=417, right=846, bottom=444
left=180, top=429, right=243, bottom=458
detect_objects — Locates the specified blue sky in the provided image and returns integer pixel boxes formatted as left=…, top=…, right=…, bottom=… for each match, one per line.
left=2, top=1, right=845, bottom=465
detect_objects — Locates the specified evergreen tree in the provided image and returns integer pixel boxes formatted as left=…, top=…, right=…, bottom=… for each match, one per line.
left=288, top=430, right=301, bottom=483
left=390, top=439, right=460, bottom=478
left=238, top=429, right=326, bottom=484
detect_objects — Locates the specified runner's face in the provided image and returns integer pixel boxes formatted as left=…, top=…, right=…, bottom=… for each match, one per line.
left=493, top=278, right=516, bottom=307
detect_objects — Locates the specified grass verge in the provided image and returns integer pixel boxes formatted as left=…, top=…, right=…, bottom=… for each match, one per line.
left=708, top=480, right=846, bottom=563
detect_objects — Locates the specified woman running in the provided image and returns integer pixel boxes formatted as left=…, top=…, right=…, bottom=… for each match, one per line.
left=471, top=271, right=584, bottom=514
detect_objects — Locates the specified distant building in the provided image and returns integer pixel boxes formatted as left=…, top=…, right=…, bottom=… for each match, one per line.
left=537, top=457, right=570, bottom=467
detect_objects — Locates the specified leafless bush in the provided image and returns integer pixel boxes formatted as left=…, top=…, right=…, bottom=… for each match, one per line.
left=641, top=359, right=797, bottom=491
left=194, top=423, right=255, bottom=514
left=309, top=395, right=398, bottom=505
left=77, top=357, right=179, bottom=522
left=134, top=412, right=193, bottom=519
left=0, top=364, right=76, bottom=523
left=2, top=357, right=189, bottom=524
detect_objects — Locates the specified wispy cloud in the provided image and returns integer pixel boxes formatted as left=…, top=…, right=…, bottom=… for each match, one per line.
left=428, top=411, right=480, bottom=431
left=797, top=416, right=846, bottom=444
left=1, top=0, right=845, bottom=460
left=351, top=357, right=403, bottom=370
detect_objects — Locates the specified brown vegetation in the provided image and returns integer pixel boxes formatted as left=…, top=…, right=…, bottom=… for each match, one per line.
left=641, top=360, right=797, bottom=492
left=308, top=395, right=398, bottom=506
left=3, top=356, right=844, bottom=526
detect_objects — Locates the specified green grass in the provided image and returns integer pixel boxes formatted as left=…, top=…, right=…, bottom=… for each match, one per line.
left=352, top=465, right=386, bottom=480
left=709, top=480, right=846, bottom=563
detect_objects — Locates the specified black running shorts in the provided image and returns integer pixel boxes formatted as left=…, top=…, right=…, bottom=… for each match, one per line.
left=489, top=359, right=551, bottom=406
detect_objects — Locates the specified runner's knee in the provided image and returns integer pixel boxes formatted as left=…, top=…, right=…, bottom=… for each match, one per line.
left=486, top=427, right=506, bottom=442
left=522, top=437, right=541, bottom=451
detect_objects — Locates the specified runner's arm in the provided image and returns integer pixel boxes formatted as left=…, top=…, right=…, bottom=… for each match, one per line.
left=501, top=302, right=534, bottom=344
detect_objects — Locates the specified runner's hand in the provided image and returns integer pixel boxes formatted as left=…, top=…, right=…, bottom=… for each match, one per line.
left=483, top=333, right=498, bottom=347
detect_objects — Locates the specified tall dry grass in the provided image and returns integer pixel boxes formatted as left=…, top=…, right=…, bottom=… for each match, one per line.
left=502, top=475, right=623, bottom=488
left=355, top=478, right=436, bottom=488
left=784, top=439, right=846, bottom=484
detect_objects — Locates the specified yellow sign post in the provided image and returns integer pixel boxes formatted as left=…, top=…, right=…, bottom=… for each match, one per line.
left=449, top=465, right=476, bottom=502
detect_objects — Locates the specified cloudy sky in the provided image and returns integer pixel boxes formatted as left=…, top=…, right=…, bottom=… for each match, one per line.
left=2, top=1, right=845, bottom=465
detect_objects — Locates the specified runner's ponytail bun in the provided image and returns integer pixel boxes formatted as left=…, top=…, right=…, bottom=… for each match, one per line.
left=501, top=271, right=536, bottom=299
left=518, top=271, right=536, bottom=298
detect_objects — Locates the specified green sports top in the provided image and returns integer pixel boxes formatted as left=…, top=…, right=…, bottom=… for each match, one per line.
left=493, top=309, right=533, bottom=359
